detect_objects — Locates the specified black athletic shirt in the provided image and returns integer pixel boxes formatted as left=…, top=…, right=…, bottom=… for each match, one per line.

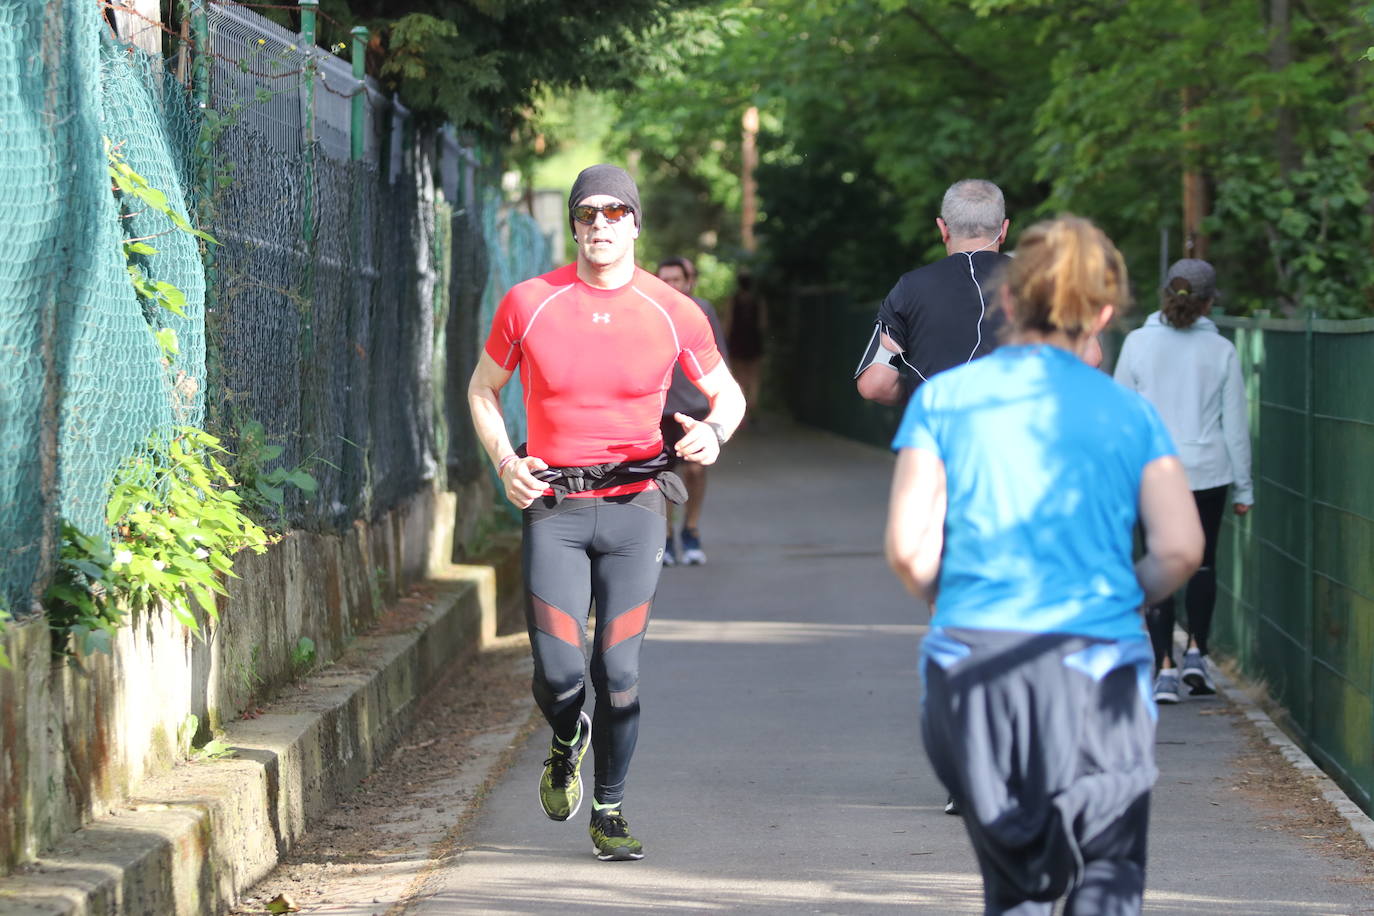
left=874, top=250, right=1011, bottom=393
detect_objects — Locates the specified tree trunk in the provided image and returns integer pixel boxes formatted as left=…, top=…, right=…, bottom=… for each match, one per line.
left=1181, top=87, right=1209, bottom=259
left=741, top=106, right=759, bottom=254
left=1270, top=0, right=1299, bottom=176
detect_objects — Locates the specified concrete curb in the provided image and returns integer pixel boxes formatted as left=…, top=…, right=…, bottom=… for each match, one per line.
left=1183, top=636, right=1374, bottom=853
left=0, top=549, right=520, bottom=916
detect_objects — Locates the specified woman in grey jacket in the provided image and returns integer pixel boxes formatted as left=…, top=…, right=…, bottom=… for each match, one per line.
left=1114, top=259, right=1254, bottom=703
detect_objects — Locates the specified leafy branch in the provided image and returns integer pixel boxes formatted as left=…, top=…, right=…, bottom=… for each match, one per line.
left=45, top=427, right=271, bottom=657
left=107, top=137, right=217, bottom=332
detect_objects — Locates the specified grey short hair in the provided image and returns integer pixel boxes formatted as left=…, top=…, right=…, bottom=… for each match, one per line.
left=940, top=179, right=1005, bottom=240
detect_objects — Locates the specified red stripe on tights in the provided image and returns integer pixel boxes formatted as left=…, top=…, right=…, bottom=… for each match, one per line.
left=532, top=595, right=582, bottom=646
left=603, top=601, right=649, bottom=650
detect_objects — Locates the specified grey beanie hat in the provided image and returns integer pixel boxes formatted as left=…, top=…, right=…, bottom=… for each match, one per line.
left=1164, top=258, right=1216, bottom=300
left=568, top=164, right=641, bottom=235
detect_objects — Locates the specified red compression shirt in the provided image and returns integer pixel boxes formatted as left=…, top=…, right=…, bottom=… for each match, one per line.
left=484, top=264, right=724, bottom=468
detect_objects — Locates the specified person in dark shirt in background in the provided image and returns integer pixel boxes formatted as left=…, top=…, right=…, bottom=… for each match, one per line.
left=657, top=256, right=728, bottom=566
left=856, top=179, right=1011, bottom=406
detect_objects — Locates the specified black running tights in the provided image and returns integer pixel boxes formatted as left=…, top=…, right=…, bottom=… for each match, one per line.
left=1146, top=484, right=1228, bottom=667
left=522, top=488, right=666, bottom=808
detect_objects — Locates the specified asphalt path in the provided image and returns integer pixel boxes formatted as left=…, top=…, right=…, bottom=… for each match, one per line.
left=404, top=423, right=1374, bottom=915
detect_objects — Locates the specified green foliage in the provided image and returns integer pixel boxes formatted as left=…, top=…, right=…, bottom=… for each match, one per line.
left=43, top=428, right=271, bottom=657
left=179, top=714, right=237, bottom=760
left=232, top=644, right=266, bottom=700
left=251, top=0, right=712, bottom=138
left=230, top=420, right=324, bottom=529
left=1210, top=132, right=1374, bottom=316
left=594, top=0, right=1374, bottom=316
left=291, top=636, right=317, bottom=676
left=107, top=138, right=217, bottom=246
left=108, top=136, right=218, bottom=358
left=195, top=737, right=237, bottom=760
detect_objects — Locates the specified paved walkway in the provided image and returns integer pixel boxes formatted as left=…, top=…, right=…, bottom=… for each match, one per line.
left=406, top=423, right=1373, bottom=914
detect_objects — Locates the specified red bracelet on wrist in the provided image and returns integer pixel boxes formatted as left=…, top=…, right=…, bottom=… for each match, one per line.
left=496, top=454, right=518, bottom=476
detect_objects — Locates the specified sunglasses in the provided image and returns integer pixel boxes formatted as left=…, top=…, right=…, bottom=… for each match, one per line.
left=572, top=203, right=635, bottom=225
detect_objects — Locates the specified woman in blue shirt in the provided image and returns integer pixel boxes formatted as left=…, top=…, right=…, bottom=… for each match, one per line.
left=885, top=216, right=1203, bottom=915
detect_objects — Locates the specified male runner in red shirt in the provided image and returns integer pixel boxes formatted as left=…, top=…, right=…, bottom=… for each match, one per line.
left=468, top=164, right=745, bottom=861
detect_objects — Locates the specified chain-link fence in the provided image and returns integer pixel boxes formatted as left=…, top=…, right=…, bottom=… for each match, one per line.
left=0, top=0, right=549, bottom=617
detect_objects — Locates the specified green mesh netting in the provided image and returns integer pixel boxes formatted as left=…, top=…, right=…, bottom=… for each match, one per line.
left=480, top=187, right=551, bottom=459
left=0, top=2, right=207, bottom=617
left=0, top=1, right=550, bottom=618
left=0, top=0, right=63, bottom=616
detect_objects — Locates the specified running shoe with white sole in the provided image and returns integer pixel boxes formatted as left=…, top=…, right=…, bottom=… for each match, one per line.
left=1154, top=669, right=1181, bottom=705
left=944, top=796, right=960, bottom=816
left=589, top=808, right=645, bottom=861
left=661, top=538, right=677, bottom=567
left=1180, top=649, right=1216, bottom=696
left=680, top=527, right=706, bottom=565
left=538, top=710, right=591, bottom=821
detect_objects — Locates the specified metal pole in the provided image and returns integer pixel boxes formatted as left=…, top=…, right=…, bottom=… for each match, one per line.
left=299, top=0, right=318, bottom=148
left=1302, top=308, right=1315, bottom=738
left=190, top=0, right=210, bottom=113
left=298, top=0, right=318, bottom=252
left=298, top=0, right=319, bottom=465
left=189, top=1, right=221, bottom=424
left=350, top=27, right=369, bottom=162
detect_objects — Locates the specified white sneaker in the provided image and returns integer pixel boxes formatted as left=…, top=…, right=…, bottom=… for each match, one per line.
left=1180, top=650, right=1216, bottom=696
left=1154, top=669, right=1180, bottom=704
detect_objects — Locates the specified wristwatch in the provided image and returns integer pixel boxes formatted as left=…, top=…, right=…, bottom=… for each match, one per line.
left=705, top=420, right=728, bottom=446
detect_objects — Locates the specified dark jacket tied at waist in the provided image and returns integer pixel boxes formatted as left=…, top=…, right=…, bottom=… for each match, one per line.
left=516, top=445, right=687, bottom=505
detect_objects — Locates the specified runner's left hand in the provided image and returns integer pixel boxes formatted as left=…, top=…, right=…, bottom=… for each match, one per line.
left=673, top=413, right=720, bottom=466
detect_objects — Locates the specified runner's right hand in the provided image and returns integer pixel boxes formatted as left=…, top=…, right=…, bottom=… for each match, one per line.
left=501, top=456, right=549, bottom=509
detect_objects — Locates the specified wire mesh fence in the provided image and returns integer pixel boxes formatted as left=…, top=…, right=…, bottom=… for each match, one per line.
left=1210, top=315, right=1374, bottom=815
left=0, top=0, right=549, bottom=617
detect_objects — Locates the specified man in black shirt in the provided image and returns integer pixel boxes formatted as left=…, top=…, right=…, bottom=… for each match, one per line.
left=856, top=179, right=1010, bottom=406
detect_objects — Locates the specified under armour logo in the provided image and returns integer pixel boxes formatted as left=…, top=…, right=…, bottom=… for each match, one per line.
left=592, top=313, right=611, bottom=324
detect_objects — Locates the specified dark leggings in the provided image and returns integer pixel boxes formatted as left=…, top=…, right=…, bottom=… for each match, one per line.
left=1146, top=484, right=1228, bottom=667
left=522, top=487, right=666, bottom=808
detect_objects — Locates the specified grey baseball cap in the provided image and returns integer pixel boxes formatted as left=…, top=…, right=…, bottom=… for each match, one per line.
left=1165, top=258, right=1216, bottom=299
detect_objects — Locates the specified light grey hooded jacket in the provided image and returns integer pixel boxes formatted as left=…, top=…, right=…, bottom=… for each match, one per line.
left=1113, top=312, right=1253, bottom=505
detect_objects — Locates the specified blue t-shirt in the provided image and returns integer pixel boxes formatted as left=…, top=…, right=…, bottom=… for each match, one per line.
left=892, top=344, right=1176, bottom=641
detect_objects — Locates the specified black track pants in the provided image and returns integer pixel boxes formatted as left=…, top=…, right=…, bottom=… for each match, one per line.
left=922, top=629, right=1157, bottom=916
left=522, top=487, right=666, bottom=808
left=1146, top=484, right=1228, bottom=665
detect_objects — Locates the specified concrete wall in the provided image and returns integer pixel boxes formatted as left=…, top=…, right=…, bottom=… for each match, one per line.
left=0, top=483, right=499, bottom=877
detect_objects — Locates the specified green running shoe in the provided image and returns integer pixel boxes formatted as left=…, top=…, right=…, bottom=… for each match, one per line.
left=589, top=808, right=644, bottom=861
left=538, top=711, right=591, bottom=821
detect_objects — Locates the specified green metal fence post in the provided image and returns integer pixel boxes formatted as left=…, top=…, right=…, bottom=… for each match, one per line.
left=1303, top=308, right=1316, bottom=736
left=297, top=0, right=320, bottom=498
left=299, top=0, right=318, bottom=143
left=297, top=0, right=318, bottom=256
left=350, top=26, right=368, bottom=162
left=190, top=0, right=209, bottom=112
